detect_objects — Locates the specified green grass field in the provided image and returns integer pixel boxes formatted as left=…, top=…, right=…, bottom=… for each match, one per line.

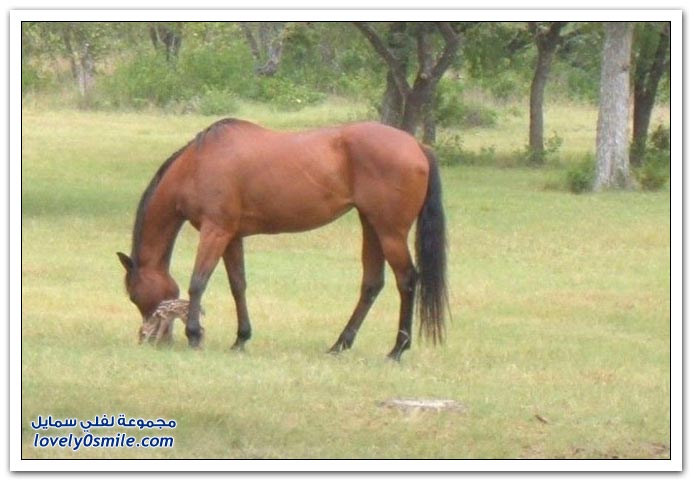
left=21, top=101, right=670, bottom=460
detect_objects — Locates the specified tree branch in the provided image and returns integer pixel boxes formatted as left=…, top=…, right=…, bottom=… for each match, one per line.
left=239, top=22, right=261, bottom=61
left=416, top=24, right=434, bottom=79
left=353, top=22, right=411, bottom=96
left=643, top=26, right=671, bottom=98
left=429, top=22, right=461, bottom=83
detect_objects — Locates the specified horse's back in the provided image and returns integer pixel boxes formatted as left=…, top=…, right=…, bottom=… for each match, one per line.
left=172, top=119, right=429, bottom=236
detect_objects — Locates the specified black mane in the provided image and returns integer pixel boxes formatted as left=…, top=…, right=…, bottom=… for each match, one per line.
left=130, top=143, right=188, bottom=265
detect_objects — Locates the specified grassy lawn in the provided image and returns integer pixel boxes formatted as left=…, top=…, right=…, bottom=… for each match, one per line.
left=20, top=102, right=670, bottom=459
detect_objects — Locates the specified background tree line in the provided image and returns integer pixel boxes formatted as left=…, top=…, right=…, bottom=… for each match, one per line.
left=21, top=21, right=670, bottom=192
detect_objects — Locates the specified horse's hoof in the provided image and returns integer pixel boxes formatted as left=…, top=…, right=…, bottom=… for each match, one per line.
left=230, top=341, right=246, bottom=352
left=327, top=342, right=346, bottom=355
left=386, top=350, right=403, bottom=362
left=186, top=328, right=204, bottom=349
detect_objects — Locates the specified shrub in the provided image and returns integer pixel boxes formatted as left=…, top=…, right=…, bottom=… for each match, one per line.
left=565, top=157, right=595, bottom=194
left=22, top=64, right=46, bottom=92
left=435, top=133, right=465, bottom=166
left=177, top=46, right=257, bottom=99
left=97, top=45, right=257, bottom=111
left=252, top=76, right=325, bottom=111
left=99, top=52, right=186, bottom=108
left=635, top=125, right=670, bottom=191
left=649, top=124, right=670, bottom=151
left=517, top=132, right=564, bottom=166
left=435, top=79, right=497, bottom=129
left=196, top=88, right=239, bottom=116
left=636, top=159, right=669, bottom=191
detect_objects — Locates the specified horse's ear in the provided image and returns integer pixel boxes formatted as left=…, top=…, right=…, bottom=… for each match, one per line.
left=117, top=252, right=134, bottom=272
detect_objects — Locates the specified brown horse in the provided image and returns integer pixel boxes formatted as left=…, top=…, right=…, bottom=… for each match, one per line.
left=117, top=118, right=448, bottom=360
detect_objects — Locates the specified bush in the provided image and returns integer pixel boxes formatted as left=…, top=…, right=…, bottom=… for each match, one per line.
left=22, top=64, right=46, bottom=92
left=97, top=45, right=257, bottom=110
left=636, top=159, right=669, bottom=191
left=252, top=76, right=325, bottom=111
left=435, top=133, right=465, bottom=166
left=177, top=46, right=257, bottom=98
left=99, top=52, right=186, bottom=108
left=635, top=125, right=670, bottom=191
left=195, top=88, right=239, bottom=116
left=435, top=79, right=497, bottom=129
left=565, top=157, right=595, bottom=194
left=649, top=124, right=670, bottom=151
left=486, top=72, right=525, bottom=102
left=516, top=132, right=564, bottom=166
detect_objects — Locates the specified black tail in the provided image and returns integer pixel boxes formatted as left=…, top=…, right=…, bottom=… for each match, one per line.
left=415, top=145, right=449, bottom=345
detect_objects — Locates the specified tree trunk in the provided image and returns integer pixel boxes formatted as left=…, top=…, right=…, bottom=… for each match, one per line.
left=630, top=25, right=670, bottom=167
left=240, top=22, right=286, bottom=77
left=528, top=22, right=566, bottom=164
left=401, top=88, right=426, bottom=135
left=595, top=22, right=633, bottom=191
left=422, top=102, right=437, bottom=145
left=149, top=23, right=183, bottom=61
left=378, top=23, right=409, bottom=127
left=354, top=22, right=460, bottom=139
left=381, top=72, right=405, bottom=126
left=60, top=23, right=95, bottom=101
left=76, top=42, right=95, bottom=99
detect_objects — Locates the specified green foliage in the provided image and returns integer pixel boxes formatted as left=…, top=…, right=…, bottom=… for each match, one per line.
left=636, top=159, right=669, bottom=191
left=548, top=23, right=604, bottom=103
left=252, top=76, right=326, bottom=111
left=565, top=156, right=595, bottom=193
left=435, top=78, right=498, bottom=129
left=21, top=63, right=51, bottom=93
left=649, top=123, right=670, bottom=151
left=97, top=43, right=258, bottom=110
left=635, top=124, right=670, bottom=191
left=98, top=52, right=186, bottom=108
left=177, top=45, right=257, bottom=97
left=195, top=88, right=239, bottom=116
left=435, top=133, right=465, bottom=166
left=518, top=131, right=564, bottom=166
left=435, top=133, right=503, bottom=167
left=633, top=22, right=671, bottom=104
left=279, top=23, right=384, bottom=98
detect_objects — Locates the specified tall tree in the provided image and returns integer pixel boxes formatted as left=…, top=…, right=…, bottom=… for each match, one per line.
left=378, top=22, right=411, bottom=127
left=239, top=22, right=287, bottom=76
left=595, top=22, right=634, bottom=191
left=60, top=23, right=97, bottom=99
left=354, top=22, right=461, bottom=142
left=148, top=22, right=184, bottom=61
left=630, top=22, right=671, bottom=167
left=527, top=22, right=567, bottom=164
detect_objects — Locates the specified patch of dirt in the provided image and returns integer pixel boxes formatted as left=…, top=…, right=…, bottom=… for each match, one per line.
left=377, top=398, right=467, bottom=414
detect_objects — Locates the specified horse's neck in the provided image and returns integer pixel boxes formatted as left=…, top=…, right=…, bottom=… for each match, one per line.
left=134, top=187, right=184, bottom=272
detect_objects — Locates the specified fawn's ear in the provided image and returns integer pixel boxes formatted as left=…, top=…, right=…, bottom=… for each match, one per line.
left=117, top=252, right=134, bottom=272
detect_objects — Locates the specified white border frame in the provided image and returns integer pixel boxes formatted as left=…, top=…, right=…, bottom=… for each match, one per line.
left=8, top=8, right=683, bottom=472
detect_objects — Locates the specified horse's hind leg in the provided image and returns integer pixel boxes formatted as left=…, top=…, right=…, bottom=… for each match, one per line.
left=186, top=224, right=234, bottom=348
left=378, top=232, right=417, bottom=362
left=329, top=213, right=385, bottom=354
left=222, top=238, right=252, bottom=351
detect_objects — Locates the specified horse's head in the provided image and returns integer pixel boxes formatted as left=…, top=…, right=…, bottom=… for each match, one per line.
left=117, top=252, right=180, bottom=320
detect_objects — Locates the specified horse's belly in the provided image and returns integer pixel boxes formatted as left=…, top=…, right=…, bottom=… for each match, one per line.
left=238, top=185, right=353, bottom=235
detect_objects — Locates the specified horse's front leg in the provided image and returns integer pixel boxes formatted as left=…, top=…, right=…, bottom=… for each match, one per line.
left=222, top=237, right=252, bottom=351
left=186, top=224, right=234, bottom=348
